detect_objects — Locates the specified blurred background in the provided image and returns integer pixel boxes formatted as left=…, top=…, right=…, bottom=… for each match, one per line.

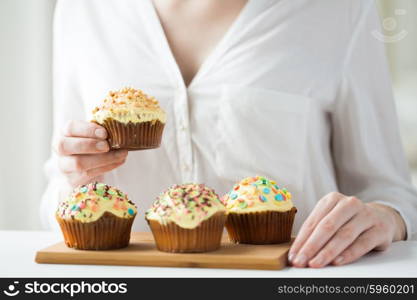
left=0, top=0, right=416, bottom=230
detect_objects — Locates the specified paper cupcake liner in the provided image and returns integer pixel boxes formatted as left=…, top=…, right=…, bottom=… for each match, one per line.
left=225, top=207, right=297, bottom=244
left=147, top=212, right=227, bottom=253
left=56, top=212, right=136, bottom=250
left=100, top=119, right=165, bottom=151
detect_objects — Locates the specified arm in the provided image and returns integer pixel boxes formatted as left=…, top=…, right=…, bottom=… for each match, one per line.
left=40, top=1, right=127, bottom=229
left=289, top=1, right=417, bottom=267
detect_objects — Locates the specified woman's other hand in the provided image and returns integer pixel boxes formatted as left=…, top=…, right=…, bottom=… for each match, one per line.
left=55, top=120, right=128, bottom=187
left=288, top=192, right=406, bottom=268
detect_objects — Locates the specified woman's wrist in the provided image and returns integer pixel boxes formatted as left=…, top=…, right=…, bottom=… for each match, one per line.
left=368, top=202, right=406, bottom=242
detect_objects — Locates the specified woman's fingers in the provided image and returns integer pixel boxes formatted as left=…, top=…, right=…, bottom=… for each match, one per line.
left=291, top=195, right=363, bottom=267
left=85, top=161, right=126, bottom=178
left=55, top=120, right=109, bottom=155
left=59, top=150, right=128, bottom=173
left=308, top=207, right=374, bottom=268
left=55, top=120, right=126, bottom=187
left=66, top=160, right=126, bottom=187
left=57, top=137, right=109, bottom=155
left=288, top=192, right=341, bottom=261
left=290, top=194, right=399, bottom=268
left=331, top=226, right=389, bottom=266
left=63, top=120, right=107, bottom=139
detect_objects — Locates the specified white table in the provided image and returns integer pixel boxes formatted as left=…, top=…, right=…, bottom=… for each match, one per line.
left=1, top=230, right=416, bottom=277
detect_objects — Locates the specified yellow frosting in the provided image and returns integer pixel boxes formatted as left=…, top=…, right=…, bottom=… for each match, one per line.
left=92, top=87, right=167, bottom=124
left=222, top=176, right=294, bottom=213
left=145, top=183, right=226, bottom=229
left=56, top=182, right=137, bottom=222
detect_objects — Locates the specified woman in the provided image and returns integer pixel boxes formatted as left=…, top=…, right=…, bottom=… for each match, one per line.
left=42, top=0, right=417, bottom=268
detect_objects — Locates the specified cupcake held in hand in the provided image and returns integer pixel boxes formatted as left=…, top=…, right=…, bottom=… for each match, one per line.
left=56, top=182, right=137, bottom=250
left=222, top=176, right=297, bottom=244
left=145, top=183, right=227, bottom=253
left=92, top=87, right=166, bottom=150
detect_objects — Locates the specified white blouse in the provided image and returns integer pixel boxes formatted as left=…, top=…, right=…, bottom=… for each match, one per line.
left=42, top=0, right=417, bottom=240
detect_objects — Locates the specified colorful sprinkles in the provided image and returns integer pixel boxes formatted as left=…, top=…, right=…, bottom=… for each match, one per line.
left=145, top=183, right=225, bottom=228
left=56, top=182, right=137, bottom=222
left=275, top=194, right=284, bottom=201
left=222, top=176, right=292, bottom=210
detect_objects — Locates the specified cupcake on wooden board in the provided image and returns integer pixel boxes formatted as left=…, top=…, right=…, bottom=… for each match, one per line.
left=222, top=176, right=297, bottom=244
left=56, top=182, right=137, bottom=250
left=145, top=183, right=227, bottom=253
left=92, top=87, right=166, bottom=150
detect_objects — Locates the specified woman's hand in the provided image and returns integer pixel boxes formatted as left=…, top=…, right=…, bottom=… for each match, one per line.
left=55, top=120, right=128, bottom=187
left=288, top=192, right=406, bottom=268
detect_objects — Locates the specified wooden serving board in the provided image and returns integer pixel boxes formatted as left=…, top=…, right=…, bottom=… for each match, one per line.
left=35, top=232, right=292, bottom=270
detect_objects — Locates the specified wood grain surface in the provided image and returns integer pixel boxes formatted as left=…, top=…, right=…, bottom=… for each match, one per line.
left=35, top=232, right=292, bottom=270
